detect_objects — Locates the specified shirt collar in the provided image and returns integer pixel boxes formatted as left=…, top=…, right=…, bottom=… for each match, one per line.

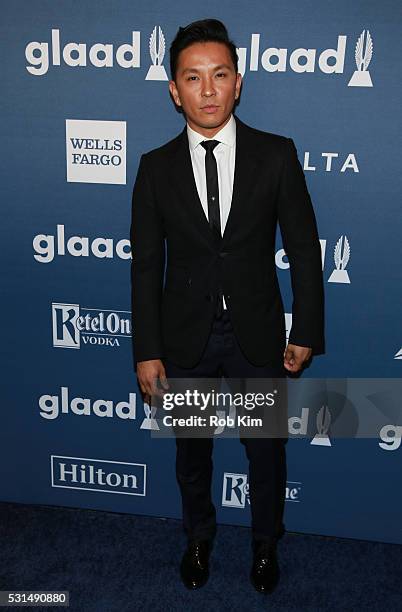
left=187, top=113, right=236, bottom=151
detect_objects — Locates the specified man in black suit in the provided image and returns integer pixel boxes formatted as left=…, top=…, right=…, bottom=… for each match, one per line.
left=130, top=19, right=324, bottom=594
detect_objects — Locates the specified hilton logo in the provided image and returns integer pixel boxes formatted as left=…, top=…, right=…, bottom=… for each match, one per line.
left=51, top=302, right=131, bottom=349
left=51, top=456, right=146, bottom=495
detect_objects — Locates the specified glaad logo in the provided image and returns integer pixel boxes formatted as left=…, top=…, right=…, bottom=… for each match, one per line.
left=140, top=401, right=160, bottom=430
left=289, top=407, right=333, bottom=447
left=328, top=235, right=351, bottom=284
left=51, top=455, right=146, bottom=496
left=212, top=404, right=237, bottom=435
left=32, top=224, right=131, bottom=263
left=394, top=348, right=402, bottom=360
left=378, top=425, right=402, bottom=451
left=25, top=29, right=140, bottom=76
left=276, top=238, right=326, bottom=271
left=146, top=26, right=168, bottom=81
left=278, top=234, right=351, bottom=283
left=222, top=474, right=302, bottom=508
left=52, top=302, right=131, bottom=349
left=311, top=406, right=332, bottom=446
left=348, top=30, right=373, bottom=87
left=236, top=30, right=374, bottom=86
left=26, top=28, right=374, bottom=87
left=39, top=386, right=136, bottom=420
left=237, top=33, right=347, bottom=76
left=66, top=120, right=126, bottom=184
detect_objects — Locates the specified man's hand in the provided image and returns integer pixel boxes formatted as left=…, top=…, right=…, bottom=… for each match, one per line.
left=283, top=343, right=312, bottom=373
left=136, top=359, right=169, bottom=403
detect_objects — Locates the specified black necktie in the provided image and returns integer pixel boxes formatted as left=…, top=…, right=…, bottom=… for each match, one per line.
left=200, top=139, right=224, bottom=318
left=200, top=140, right=222, bottom=241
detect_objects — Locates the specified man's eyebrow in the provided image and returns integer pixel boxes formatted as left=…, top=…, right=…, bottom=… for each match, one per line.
left=181, top=64, right=233, bottom=74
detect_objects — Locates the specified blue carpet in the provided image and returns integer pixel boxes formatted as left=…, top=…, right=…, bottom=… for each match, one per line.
left=0, top=501, right=401, bottom=611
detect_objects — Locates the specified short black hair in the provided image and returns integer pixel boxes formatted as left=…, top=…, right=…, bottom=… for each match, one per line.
left=169, top=19, right=238, bottom=81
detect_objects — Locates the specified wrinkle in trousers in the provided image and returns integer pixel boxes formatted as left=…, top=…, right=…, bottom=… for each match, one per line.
left=163, top=303, right=288, bottom=545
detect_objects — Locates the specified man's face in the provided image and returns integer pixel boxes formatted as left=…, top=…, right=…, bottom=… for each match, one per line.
left=169, top=41, right=242, bottom=137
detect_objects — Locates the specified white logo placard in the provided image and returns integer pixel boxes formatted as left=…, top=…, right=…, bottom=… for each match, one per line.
left=222, top=473, right=249, bottom=508
left=66, top=119, right=126, bottom=184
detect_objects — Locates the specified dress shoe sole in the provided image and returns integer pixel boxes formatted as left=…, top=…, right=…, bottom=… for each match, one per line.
left=180, top=570, right=209, bottom=590
left=250, top=571, right=279, bottom=594
left=182, top=578, right=209, bottom=589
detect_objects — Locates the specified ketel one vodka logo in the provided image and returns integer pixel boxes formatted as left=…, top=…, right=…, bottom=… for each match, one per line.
left=348, top=30, right=373, bottom=87
left=328, top=235, right=351, bottom=284
left=145, top=26, right=168, bottom=80
left=52, top=302, right=131, bottom=349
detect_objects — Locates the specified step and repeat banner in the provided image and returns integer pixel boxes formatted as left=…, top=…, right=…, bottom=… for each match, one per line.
left=1, top=1, right=401, bottom=544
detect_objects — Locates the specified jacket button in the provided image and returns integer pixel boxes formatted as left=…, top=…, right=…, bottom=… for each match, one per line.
left=188, top=277, right=192, bottom=286
left=219, top=251, right=228, bottom=258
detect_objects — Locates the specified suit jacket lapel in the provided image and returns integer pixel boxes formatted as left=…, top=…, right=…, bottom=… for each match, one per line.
left=170, top=126, right=214, bottom=244
left=170, top=114, right=261, bottom=249
left=221, top=115, right=260, bottom=248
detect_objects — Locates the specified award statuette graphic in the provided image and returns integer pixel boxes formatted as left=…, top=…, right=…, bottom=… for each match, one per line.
left=145, top=26, right=168, bottom=81
left=140, top=401, right=160, bottom=430
left=328, top=235, right=351, bottom=284
left=311, top=405, right=332, bottom=446
left=348, top=30, right=373, bottom=87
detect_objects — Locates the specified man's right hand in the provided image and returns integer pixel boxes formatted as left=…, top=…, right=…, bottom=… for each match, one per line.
left=136, top=359, right=169, bottom=403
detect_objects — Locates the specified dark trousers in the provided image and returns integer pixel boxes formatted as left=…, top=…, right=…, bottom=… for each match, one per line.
left=163, top=301, right=288, bottom=546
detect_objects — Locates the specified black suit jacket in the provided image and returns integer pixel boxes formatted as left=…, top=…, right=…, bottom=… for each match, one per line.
left=130, top=114, right=325, bottom=369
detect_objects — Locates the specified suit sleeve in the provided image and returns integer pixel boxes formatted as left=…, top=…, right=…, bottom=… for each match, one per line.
left=130, top=154, right=165, bottom=368
left=276, top=138, right=325, bottom=355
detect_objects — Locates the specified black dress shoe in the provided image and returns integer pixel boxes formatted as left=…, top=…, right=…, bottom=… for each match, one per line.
left=250, top=540, right=280, bottom=594
left=180, top=539, right=211, bottom=589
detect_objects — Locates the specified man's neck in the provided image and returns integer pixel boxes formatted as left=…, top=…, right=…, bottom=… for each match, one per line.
left=186, top=113, right=233, bottom=139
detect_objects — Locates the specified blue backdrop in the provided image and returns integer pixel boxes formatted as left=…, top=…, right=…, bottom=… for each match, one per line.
left=1, top=0, right=401, bottom=544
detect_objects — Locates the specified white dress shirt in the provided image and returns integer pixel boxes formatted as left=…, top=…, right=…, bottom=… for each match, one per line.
left=186, top=113, right=236, bottom=309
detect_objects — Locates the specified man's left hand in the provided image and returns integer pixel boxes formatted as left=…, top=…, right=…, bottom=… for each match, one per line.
left=283, top=343, right=312, bottom=373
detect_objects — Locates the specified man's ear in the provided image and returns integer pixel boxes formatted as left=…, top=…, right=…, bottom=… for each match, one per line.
left=235, top=72, right=242, bottom=100
left=168, top=80, right=181, bottom=107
